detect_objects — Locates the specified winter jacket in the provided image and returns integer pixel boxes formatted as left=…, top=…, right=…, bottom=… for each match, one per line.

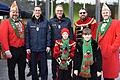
left=25, top=16, right=51, bottom=52
left=49, top=14, right=73, bottom=47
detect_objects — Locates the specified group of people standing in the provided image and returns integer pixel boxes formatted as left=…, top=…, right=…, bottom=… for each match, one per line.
left=0, top=1, right=120, bottom=80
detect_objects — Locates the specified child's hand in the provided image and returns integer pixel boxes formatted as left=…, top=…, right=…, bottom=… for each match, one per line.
left=26, top=49, right=31, bottom=54
left=46, top=47, right=50, bottom=53
left=74, top=70, right=78, bottom=76
left=97, top=71, right=102, bottom=77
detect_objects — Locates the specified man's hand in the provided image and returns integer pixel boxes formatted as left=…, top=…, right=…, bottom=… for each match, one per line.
left=5, top=50, right=12, bottom=59
left=74, top=70, right=78, bottom=76
left=26, top=49, right=31, bottom=60
left=26, top=49, right=31, bottom=54
left=97, top=71, right=102, bottom=77
left=46, top=47, right=50, bottom=53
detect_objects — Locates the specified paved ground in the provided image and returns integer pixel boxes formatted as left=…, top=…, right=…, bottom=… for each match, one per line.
left=0, top=59, right=52, bottom=80
left=0, top=59, right=120, bottom=80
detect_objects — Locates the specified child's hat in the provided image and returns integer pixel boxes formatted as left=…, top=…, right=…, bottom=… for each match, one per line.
left=61, top=28, right=70, bottom=35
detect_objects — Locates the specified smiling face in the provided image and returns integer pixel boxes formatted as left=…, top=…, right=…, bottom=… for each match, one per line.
left=82, top=33, right=92, bottom=41
left=82, top=28, right=92, bottom=41
left=33, top=6, right=41, bottom=18
left=62, top=32, right=69, bottom=40
left=79, top=9, right=88, bottom=20
left=10, top=1, right=19, bottom=21
left=10, top=9, right=19, bottom=21
left=101, top=9, right=111, bottom=20
left=55, top=5, right=64, bottom=19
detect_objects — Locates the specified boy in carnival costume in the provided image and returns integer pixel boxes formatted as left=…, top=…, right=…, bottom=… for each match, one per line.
left=74, top=28, right=102, bottom=80
left=53, top=28, right=76, bottom=80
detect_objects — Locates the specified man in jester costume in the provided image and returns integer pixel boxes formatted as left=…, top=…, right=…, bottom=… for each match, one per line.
left=74, top=28, right=102, bottom=80
left=74, top=8, right=97, bottom=42
left=53, top=28, right=76, bottom=80
left=0, top=1, right=26, bottom=80
left=96, top=3, right=120, bottom=80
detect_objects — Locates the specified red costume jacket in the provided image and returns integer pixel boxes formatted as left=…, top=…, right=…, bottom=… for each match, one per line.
left=97, top=20, right=120, bottom=78
left=74, top=17, right=97, bottom=41
left=0, top=19, right=25, bottom=51
left=53, top=39, right=76, bottom=59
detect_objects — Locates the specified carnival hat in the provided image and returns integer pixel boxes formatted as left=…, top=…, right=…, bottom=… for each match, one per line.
left=10, top=1, right=19, bottom=11
left=102, top=3, right=110, bottom=11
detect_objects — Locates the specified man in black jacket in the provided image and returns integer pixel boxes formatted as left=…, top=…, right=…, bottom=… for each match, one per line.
left=25, top=6, right=51, bottom=80
left=49, top=4, right=73, bottom=80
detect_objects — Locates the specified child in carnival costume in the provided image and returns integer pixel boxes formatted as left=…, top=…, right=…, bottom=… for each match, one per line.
left=53, top=28, right=76, bottom=80
left=73, top=28, right=102, bottom=80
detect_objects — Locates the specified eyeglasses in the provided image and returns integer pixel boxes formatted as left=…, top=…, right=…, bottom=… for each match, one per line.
left=79, top=12, right=86, bottom=14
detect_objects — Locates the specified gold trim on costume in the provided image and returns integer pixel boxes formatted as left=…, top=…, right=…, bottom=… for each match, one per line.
left=75, top=18, right=95, bottom=27
left=56, top=40, right=76, bottom=46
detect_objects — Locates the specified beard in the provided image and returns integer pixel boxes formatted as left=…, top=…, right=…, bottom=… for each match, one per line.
left=80, top=16, right=87, bottom=21
left=11, top=15, right=19, bottom=21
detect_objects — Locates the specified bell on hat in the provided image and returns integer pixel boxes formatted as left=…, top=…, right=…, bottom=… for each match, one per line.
left=102, top=3, right=110, bottom=11
left=10, top=1, right=19, bottom=11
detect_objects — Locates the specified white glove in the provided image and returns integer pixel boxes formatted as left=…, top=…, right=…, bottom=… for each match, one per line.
left=5, top=50, right=12, bottom=59
left=46, top=47, right=50, bottom=53
left=26, top=49, right=31, bottom=54
left=74, top=70, right=78, bottom=76
left=97, top=71, right=102, bottom=77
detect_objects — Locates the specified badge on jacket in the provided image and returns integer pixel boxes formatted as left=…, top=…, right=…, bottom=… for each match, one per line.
left=36, top=27, right=39, bottom=31
left=58, top=25, right=61, bottom=29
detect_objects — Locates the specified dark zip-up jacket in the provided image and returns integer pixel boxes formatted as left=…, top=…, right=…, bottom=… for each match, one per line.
left=49, top=14, right=73, bottom=47
left=74, top=39, right=102, bottom=77
left=25, top=15, right=51, bottom=52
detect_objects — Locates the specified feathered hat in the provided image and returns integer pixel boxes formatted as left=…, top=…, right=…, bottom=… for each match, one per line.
left=10, top=1, right=19, bottom=11
left=102, top=3, right=110, bottom=11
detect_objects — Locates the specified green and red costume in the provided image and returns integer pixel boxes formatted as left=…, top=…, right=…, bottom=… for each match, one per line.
left=74, top=17, right=97, bottom=41
left=0, top=18, right=25, bottom=51
left=96, top=18, right=120, bottom=78
left=53, top=39, right=76, bottom=80
left=74, top=39, right=102, bottom=79
left=53, top=39, right=76, bottom=69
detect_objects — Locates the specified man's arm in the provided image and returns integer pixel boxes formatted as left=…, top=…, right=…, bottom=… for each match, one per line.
left=25, top=21, right=30, bottom=49
left=67, top=18, right=73, bottom=39
left=111, top=21, right=120, bottom=52
left=0, top=19, right=9, bottom=51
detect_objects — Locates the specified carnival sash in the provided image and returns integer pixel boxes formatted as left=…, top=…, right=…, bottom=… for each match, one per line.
left=96, top=18, right=112, bottom=42
left=9, top=18, right=24, bottom=38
